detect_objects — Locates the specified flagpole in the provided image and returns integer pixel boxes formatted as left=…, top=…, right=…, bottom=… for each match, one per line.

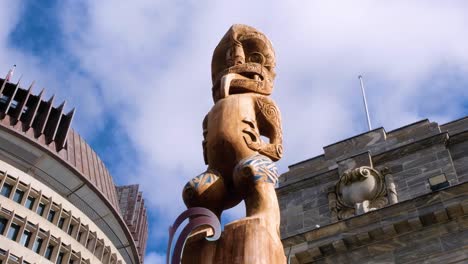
left=5, top=64, right=16, bottom=82
left=358, top=75, right=372, bottom=131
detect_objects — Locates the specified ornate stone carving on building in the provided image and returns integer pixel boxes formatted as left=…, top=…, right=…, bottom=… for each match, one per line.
left=168, top=24, right=285, bottom=264
left=331, top=166, right=398, bottom=220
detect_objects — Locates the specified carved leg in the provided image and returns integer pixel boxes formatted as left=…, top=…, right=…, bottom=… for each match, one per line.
left=182, top=169, right=226, bottom=218
left=233, top=154, right=281, bottom=236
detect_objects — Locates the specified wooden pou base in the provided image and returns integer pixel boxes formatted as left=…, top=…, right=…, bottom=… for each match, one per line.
left=182, top=217, right=286, bottom=264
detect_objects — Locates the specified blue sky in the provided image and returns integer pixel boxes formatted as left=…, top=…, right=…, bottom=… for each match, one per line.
left=1, top=1, right=468, bottom=263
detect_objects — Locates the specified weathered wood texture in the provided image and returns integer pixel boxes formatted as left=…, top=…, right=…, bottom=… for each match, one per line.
left=183, top=217, right=286, bottom=264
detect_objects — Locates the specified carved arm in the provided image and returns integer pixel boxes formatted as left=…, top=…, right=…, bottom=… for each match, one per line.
left=243, top=96, right=283, bottom=161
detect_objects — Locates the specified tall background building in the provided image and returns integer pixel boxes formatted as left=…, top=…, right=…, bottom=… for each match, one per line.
left=279, top=117, right=468, bottom=263
left=0, top=77, right=148, bottom=264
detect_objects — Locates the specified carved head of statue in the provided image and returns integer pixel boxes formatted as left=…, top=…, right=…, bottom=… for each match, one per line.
left=211, top=24, right=276, bottom=102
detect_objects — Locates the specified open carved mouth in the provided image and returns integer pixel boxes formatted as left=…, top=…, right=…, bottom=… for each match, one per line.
left=212, top=62, right=271, bottom=100
left=224, top=72, right=264, bottom=96
left=238, top=72, right=264, bottom=81
left=217, top=72, right=263, bottom=98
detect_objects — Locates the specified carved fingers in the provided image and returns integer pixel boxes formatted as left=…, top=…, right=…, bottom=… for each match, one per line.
left=259, top=143, right=283, bottom=161
left=242, top=119, right=283, bottom=161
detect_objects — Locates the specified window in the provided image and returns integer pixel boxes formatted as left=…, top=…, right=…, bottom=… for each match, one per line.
left=429, top=174, right=449, bottom=191
left=10, top=100, right=18, bottom=109
left=47, top=210, right=56, bottom=222
left=20, top=230, right=32, bottom=247
left=7, top=223, right=20, bottom=241
left=32, top=238, right=43, bottom=253
left=45, top=245, right=54, bottom=260
left=56, top=252, right=65, bottom=264
left=0, top=95, right=8, bottom=104
left=13, top=189, right=24, bottom=203
left=25, top=196, right=35, bottom=210
left=67, top=225, right=74, bottom=236
left=37, top=203, right=46, bottom=216
left=0, top=217, right=7, bottom=234
left=0, top=183, right=12, bottom=197
left=58, top=217, right=65, bottom=229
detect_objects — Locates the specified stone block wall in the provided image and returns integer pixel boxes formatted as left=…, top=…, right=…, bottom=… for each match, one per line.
left=282, top=182, right=468, bottom=264
left=278, top=116, right=468, bottom=263
left=116, top=184, right=148, bottom=263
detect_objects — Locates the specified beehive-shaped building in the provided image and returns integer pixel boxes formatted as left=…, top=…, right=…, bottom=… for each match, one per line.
left=0, top=77, right=148, bottom=264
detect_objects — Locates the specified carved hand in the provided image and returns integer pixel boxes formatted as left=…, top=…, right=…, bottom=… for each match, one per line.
left=242, top=118, right=283, bottom=161
left=243, top=132, right=282, bottom=161
left=258, top=143, right=283, bottom=161
left=243, top=133, right=263, bottom=151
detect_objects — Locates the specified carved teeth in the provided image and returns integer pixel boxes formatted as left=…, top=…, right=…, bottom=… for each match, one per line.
left=253, top=74, right=260, bottom=81
left=220, top=73, right=236, bottom=99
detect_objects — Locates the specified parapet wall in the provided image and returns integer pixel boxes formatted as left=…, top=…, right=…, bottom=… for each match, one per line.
left=279, top=116, right=468, bottom=238
left=278, top=116, right=468, bottom=263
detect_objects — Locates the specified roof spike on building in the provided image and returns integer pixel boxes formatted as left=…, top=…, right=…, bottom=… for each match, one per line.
left=25, top=87, right=44, bottom=128
left=58, top=100, right=66, bottom=109
left=37, top=94, right=55, bottom=135
left=48, top=100, right=66, bottom=143
left=4, top=77, right=22, bottom=113
left=15, top=74, right=23, bottom=85
left=47, top=93, right=55, bottom=103
left=27, top=80, right=35, bottom=91
left=0, top=77, right=8, bottom=96
left=56, top=106, right=75, bottom=150
left=13, top=81, right=36, bottom=121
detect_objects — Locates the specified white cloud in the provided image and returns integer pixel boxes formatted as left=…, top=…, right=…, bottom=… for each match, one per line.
left=145, top=251, right=166, bottom=264
left=58, top=0, right=468, bottom=244
left=3, top=0, right=468, bottom=255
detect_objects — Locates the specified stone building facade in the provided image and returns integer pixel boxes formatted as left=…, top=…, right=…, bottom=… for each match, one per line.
left=0, top=77, right=148, bottom=263
left=278, top=117, right=468, bottom=263
left=116, top=185, right=148, bottom=260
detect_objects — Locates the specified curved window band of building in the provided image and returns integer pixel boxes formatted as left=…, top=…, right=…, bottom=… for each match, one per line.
left=0, top=77, right=148, bottom=263
left=0, top=162, right=124, bottom=263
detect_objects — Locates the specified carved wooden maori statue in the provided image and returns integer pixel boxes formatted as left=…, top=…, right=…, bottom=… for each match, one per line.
left=178, top=24, right=286, bottom=264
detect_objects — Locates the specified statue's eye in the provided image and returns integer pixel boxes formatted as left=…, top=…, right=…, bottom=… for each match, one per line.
left=248, top=52, right=265, bottom=65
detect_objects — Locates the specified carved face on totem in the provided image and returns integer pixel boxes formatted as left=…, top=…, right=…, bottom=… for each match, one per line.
left=211, top=24, right=276, bottom=102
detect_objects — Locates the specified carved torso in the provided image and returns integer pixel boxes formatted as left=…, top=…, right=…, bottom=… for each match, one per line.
left=205, top=94, right=258, bottom=181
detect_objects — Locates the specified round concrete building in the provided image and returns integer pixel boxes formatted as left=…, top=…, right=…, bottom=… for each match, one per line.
left=0, top=77, right=148, bottom=264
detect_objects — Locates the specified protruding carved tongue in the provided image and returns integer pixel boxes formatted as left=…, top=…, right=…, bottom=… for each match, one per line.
left=218, top=71, right=268, bottom=99
left=220, top=73, right=236, bottom=99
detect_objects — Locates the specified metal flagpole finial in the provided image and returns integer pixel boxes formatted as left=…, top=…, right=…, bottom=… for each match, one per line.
left=358, top=75, right=372, bottom=131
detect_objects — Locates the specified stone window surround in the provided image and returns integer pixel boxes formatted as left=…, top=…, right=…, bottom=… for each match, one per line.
left=0, top=164, right=123, bottom=264
left=0, top=245, right=32, bottom=264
